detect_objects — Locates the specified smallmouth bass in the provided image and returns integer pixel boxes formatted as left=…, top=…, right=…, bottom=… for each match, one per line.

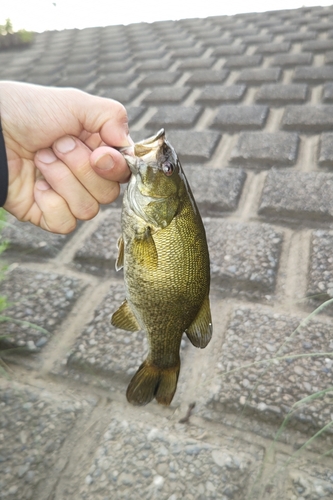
left=111, top=129, right=212, bottom=406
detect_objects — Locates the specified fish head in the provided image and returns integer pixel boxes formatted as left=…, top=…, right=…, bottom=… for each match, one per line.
left=120, top=129, right=187, bottom=227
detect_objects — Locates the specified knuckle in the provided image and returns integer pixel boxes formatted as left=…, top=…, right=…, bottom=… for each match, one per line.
left=97, top=183, right=120, bottom=205
left=77, top=201, right=99, bottom=220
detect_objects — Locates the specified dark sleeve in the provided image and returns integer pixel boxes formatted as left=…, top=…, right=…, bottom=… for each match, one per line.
left=0, top=119, right=8, bottom=207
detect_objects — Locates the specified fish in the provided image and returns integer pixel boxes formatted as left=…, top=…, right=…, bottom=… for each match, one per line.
left=111, top=128, right=212, bottom=406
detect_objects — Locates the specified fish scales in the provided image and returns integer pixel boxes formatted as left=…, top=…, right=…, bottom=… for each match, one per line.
left=111, top=129, right=212, bottom=406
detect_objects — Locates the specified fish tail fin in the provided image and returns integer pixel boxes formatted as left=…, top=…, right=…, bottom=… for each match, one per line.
left=126, top=360, right=180, bottom=406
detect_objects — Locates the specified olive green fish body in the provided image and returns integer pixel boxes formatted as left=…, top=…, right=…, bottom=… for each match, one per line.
left=111, top=129, right=212, bottom=406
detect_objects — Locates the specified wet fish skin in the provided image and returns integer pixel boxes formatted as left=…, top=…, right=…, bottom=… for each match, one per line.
left=111, top=129, right=212, bottom=406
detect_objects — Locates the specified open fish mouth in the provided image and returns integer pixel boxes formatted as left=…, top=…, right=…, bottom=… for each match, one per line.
left=118, top=128, right=166, bottom=175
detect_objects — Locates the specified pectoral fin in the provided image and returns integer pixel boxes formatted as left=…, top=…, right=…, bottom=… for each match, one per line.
left=132, top=228, right=158, bottom=269
left=185, top=295, right=212, bottom=348
left=115, top=236, right=124, bottom=271
left=111, top=300, right=140, bottom=332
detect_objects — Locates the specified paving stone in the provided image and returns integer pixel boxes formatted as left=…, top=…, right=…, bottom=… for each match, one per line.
left=322, top=82, right=333, bottom=102
left=79, top=412, right=262, bottom=500
left=99, top=51, right=131, bottom=63
left=319, top=132, right=333, bottom=167
left=185, top=167, right=246, bottom=215
left=283, top=31, right=317, bottom=41
left=307, top=229, right=333, bottom=309
left=186, top=69, right=229, bottom=86
left=282, top=105, right=333, bottom=132
left=96, top=72, right=136, bottom=88
left=147, top=106, right=203, bottom=130
left=171, top=47, right=205, bottom=58
left=166, top=130, right=221, bottom=163
left=224, top=55, right=262, bottom=68
left=1, top=215, right=71, bottom=258
left=65, top=282, right=147, bottom=380
left=73, top=209, right=121, bottom=275
left=271, top=52, right=313, bottom=67
left=96, top=87, right=141, bottom=104
left=177, top=57, right=216, bottom=70
left=127, top=106, right=146, bottom=125
left=212, top=45, right=246, bottom=56
left=302, top=39, right=333, bottom=52
left=99, top=60, right=132, bottom=73
left=325, top=50, right=333, bottom=64
left=0, top=381, right=90, bottom=500
left=136, top=59, right=173, bottom=72
left=204, top=219, right=283, bottom=294
left=259, top=169, right=333, bottom=221
left=203, top=306, right=333, bottom=432
left=242, top=35, right=274, bottom=44
left=196, top=84, right=246, bottom=104
left=293, top=65, right=333, bottom=83
left=138, top=71, right=182, bottom=87
left=0, top=267, right=85, bottom=352
left=237, top=68, right=281, bottom=84
left=142, top=86, right=191, bottom=104
left=56, top=73, right=96, bottom=89
left=255, top=42, right=291, bottom=54
left=132, top=49, right=167, bottom=61
left=210, top=105, right=269, bottom=131
left=255, top=84, right=308, bottom=105
left=25, top=74, right=61, bottom=86
left=230, top=132, right=299, bottom=168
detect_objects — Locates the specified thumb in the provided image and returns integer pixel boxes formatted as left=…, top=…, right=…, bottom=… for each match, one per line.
left=74, top=91, right=131, bottom=148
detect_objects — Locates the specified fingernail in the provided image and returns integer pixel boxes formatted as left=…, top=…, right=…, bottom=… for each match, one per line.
left=36, top=149, right=57, bottom=164
left=55, top=136, right=76, bottom=154
left=36, top=179, right=51, bottom=191
left=95, top=154, right=115, bottom=170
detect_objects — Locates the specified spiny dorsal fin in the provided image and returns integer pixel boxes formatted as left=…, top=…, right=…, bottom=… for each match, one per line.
left=115, top=236, right=124, bottom=271
left=185, top=295, right=212, bottom=348
left=111, top=300, right=140, bottom=332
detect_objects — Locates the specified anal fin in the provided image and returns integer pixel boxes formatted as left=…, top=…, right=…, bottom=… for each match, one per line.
left=185, top=295, right=212, bottom=348
left=115, top=236, right=124, bottom=271
left=111, top=300, right=140, bottom=332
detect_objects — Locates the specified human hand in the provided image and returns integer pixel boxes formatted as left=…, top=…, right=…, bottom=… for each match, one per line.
left=0, top=81, right=132, bottom=233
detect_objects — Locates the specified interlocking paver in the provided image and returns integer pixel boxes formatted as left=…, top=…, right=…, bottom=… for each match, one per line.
left=282, top=105, right=333, bottom=132
left=96, top=73, right=136, bottom=88
left=185, top=167, right=246, bottom=214
left=186, top=69, right=230, bottom=86
left=0, top=381, right=91, bottom=500
left=224, top=55, right=262, bottom=68
left=205, top=219, right=283, bottom=294
left=271, top=52, right=313, bottom=67
left=79, top=413, right=263, bottom=500
left=147, top=106, right=203, bottom=129
left=255, top=42, right=291, bottom=54
left=237, top=68, right=281, bottom=84
left=293, top=65, right=333, bottom=83
left=202, top=306, right=333, bottom=431
left=196, top=85, right=246, bottom=105
left=255, top=84, right=308, bottom=105
left=177, top=57, right=216, bottom=69
left=212, top=45, right=246, bottom=56
left=142, top=86, right=191, bottom=104
left=230, top=132, right=299, bottom=167
left=308, top=229, right=333, bottom=305
left=0, top=267, right=85, bottom=351
left=259, top=169, right=333, bottom=221
left=166, top=130, right=221, bottom=162
left=138, top=71, right=182, bottom=87
left=302, top=39, right=333, bottom=52
left=210, top=105, right=269, bottom=131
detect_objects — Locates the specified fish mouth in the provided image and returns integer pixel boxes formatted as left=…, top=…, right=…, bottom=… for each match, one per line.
left=118, top=129, right=166, bottom=174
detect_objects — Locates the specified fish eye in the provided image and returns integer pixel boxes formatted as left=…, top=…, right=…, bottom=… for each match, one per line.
left=162, top=161, right=174, bottom=176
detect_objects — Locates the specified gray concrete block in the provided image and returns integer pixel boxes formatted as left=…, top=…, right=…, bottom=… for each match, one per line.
left=178, top=57, right=216, bottom=69
left=137, top=59, right=173, bottom=71
left=187, top=70, right=229, bottom=86
left=0, top=267, right=85, bottom=352
left=147, top=106, right=203, bottom=129
left=0, top=381, right=90, bottom=500
left=212, top=45, right=246, bottom=56
left=308, top=229, right=333, bottom=306
left=127, top=106, right=146, bottom=125
left=255, top=84, right=308, bottom=105
left=143, top=87, right=191, bottom=105
left=1, top=215, right=71, bottom=258
left=322, top=82, right=333, bottom=102
left=271, top=52, right=313, bottom=67
left=302, top=39, right=333, bottom=52
left=282, top=105, right=333, bottom=132
left=259, top=169, right=333, bottom=221
left=96, top=87, right=141, bottom=103
left=255, top=42, right=291, bottom=53
left=166, top=130, right=221, bottom=162
left=205, top=219, right=283, bottom=293
left=210, top=105, right=269, bottom=131
left=196, top=85, right=246, bottom=105
left=79, top=412, right=262, bottom=500
left=293, top=65, right=333, bottom=83
left=171, top=47, right=205, bottom=57
left=237, top=68, right=281, bottom=84
left=74, top=209, right=121, bottom=275
left=203, top=306, right=333, bottom=432
left=138, top=71, right=182, bottom=87
left=318, top=132, right=333, bottom=166
left=185, top=167, right=247, bottom=215
left=224, top=55, right=263, bottom=68
left=230, top=132, right=299, bottom=168
left=96, top=73, right=136, bottom=88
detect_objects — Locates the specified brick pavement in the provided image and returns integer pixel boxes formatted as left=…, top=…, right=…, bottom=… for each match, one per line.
left=1, top=5, right=333, bottom=499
